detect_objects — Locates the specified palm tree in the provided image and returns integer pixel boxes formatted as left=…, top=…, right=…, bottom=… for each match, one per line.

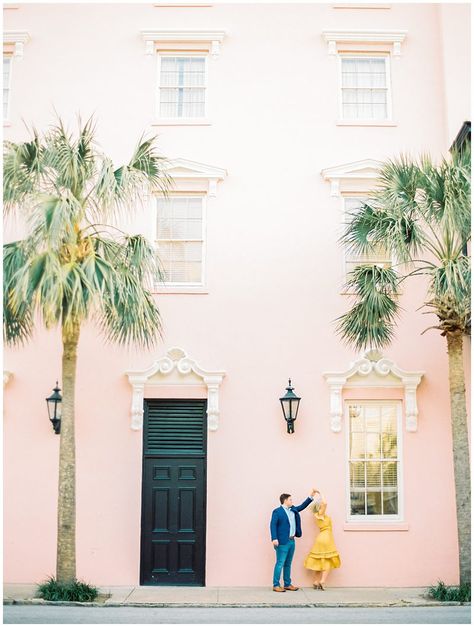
left=3, top=118, right=171, bottom=584
left=336, top=147, right=471, bottom=586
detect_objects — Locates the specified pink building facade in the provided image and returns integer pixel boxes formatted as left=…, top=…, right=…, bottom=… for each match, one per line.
left=3, top=2, right=470, bottom=588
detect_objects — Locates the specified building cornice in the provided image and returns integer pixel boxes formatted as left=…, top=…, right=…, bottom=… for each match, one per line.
left=321, top=159, right=382, bottom=197
left=322, top=29, right=407, bottom=55
left=3, top=30, right=30, bottom=57
left=140, top=29, right=227, bottom=57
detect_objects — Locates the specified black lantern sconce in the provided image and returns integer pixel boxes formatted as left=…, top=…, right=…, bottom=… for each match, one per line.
left=279, top=378, right=301, bottom=434
left=46, top=382, right=62, bottom=434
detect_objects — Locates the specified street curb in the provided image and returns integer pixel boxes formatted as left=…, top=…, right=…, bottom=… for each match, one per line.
left=4, top=599, right=471, bottom=609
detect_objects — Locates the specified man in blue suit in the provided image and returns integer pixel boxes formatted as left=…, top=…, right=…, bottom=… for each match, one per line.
left=270, top=489, right=317, bottom=592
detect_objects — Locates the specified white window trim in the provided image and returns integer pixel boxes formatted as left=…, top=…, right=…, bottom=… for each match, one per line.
left=322, top=29, right=407, bottom=56
left=323, top=349, right=424, bottom=434
left=337, top=53, right=393, bottom=125
left=155, top=51, right=209, bottom=124
left=3, top=30, right=30, bottom=58
left=141, top=29, right=226, bottom=57
left=125, top=347, right=225, bottom=431
left=345, top=399, right=404, bottom=523
left=3, top=55, right=12, bottom=123
left=155, top=194, right=207, bottom=289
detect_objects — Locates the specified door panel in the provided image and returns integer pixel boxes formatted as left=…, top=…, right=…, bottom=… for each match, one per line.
left=140, top=400, right=207, bottom=586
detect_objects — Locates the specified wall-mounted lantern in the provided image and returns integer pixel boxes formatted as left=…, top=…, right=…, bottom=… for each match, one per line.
left=279, top=379, right=301, bottom=434
left=46, top=382, right=62, bottom=434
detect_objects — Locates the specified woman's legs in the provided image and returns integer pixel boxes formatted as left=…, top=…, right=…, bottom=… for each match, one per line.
left=320, top=569, right=330, bottom=586
left=313, top=571, right=322, bottom=585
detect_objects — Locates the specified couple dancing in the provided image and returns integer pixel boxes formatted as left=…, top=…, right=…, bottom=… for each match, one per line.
left=270, top=489, right=340, bottom=592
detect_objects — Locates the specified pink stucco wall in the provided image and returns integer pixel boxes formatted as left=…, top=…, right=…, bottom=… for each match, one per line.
left=3, top=3, right=470, bottom=587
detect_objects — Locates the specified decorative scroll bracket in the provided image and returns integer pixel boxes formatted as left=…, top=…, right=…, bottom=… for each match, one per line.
left=125, top=347, right=225, bottom=431
left=323, top=350, right=424, bottom=433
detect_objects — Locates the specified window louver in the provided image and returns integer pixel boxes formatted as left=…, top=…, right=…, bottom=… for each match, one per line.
left=145, top=399, right=207, bottom=455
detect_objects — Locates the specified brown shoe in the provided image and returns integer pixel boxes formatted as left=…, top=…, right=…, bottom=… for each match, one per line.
left=273, top=586, right=286, bottom=592
left=284, top=585, right=299, bottom=591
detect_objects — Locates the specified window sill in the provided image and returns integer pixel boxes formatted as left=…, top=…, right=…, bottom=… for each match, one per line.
left=151, top=118, right=212, bottom=126
left=343, top=522, right=409, bottom=531
left=336, top=120, right=397, bottom=127
left=153, top=285, right=209, bottom=294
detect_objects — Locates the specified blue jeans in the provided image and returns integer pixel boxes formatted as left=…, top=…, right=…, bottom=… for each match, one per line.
left=272, top=539, right=295, bottom=587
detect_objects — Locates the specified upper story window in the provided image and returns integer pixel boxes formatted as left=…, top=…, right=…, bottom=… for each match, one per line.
left=347, top=400, right=401, bottom=520
left=343, top=196, right=392, bottom=276
left=159, top=55, right=206, bottom=119
left=340, top=55, right=390, bottom=121
left=3, top=56, right=12, bottom=120
left=141, top=29, right=226, bottom=125
left=156, top=196, right=205, bottom=285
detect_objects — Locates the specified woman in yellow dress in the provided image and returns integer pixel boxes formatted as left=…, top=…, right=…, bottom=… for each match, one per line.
left=303, top=491, right=341, bottom=589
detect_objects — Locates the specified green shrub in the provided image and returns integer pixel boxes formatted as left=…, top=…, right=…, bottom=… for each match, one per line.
left=428, top=581, right=471, bottom=603
left=37, top=576, right=98, bottom=602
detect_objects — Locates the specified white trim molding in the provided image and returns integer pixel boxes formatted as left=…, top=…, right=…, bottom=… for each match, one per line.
left=141, top=29, right=226, bottom=58
left=163, top=157, right=227, bottom=197
left=125, top=347, right=225, bottom=431
left=323, top=349, right=424, bottom=433
left=322, top=29, right=407, bottom=56
left=3, top=30, right=30, bottom=58
left=3, top=371, right=13, bottom=387
left=321, top=159, right=382, bottom=197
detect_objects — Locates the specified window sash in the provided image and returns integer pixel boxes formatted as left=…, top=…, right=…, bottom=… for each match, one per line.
left=158, top=55, right=206, bottom=119
left=346, top=401, right=402, bottom=520
left=339, top=55, right=390, bottom=121
left=155, top=196, right=204, bottom=285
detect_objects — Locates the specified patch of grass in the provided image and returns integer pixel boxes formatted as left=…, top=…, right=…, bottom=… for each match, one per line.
left=428, top=581, right=471, bottom=603
left=37, top=576, right=98, bottom=602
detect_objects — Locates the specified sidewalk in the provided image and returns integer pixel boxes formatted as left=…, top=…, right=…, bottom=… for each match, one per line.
left=3, top=584, right=463, bottom=608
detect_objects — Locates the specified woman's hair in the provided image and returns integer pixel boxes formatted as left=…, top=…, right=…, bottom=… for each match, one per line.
left=312, top=501, right=321, bottom=514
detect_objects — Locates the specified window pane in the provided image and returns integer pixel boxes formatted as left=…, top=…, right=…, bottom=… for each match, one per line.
left=350, top=433, right=365, bottom=459
left=382, top=433, right=398, bottom=458
left=372, top=103, right=387, bottom=119
left=367, top=492, right=382, bottom=515
left=350, top=462, right=365, bottom=487
left=382, top=461, right=397, bottom=487
left=383, top=491, right=398, bottom=515
left=350, top=491, right=366, bottom=515
left=365, top=406, right=380, bottom=432
left=381, top=405, right=397, bottom=432
left=366, top=433, right=381, bottom=458
left=366, top=462, right=382, bottom=488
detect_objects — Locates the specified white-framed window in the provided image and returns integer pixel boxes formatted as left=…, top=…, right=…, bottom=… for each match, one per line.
left=158, top=54, right=207, bottom=119
left=339, top=54, right=391, bottom=121
left=343, top=196, right=392, bottom=277
left=346, top=400, right=402, bottom=521
left=155, top=195, right=205, bottom=285
left=3, top=55, right=12, bottom=120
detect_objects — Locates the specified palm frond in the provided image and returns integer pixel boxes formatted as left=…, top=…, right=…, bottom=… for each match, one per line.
left=336, top=265, right=400, bottom=351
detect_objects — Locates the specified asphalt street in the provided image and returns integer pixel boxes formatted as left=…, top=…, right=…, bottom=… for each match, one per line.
left=2, top=604, right=471, bottom=624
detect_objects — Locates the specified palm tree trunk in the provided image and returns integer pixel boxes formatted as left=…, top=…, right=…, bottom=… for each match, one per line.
left=56, top=321, right=80, bottom=583
left=446, top=331, right=471, bottom=586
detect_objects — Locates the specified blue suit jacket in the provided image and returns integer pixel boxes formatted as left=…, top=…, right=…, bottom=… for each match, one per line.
left=270, top=497, right=313, bottom=545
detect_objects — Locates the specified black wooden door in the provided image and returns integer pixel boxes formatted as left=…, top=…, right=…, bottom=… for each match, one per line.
left=140, top=399, right=207, bottom=586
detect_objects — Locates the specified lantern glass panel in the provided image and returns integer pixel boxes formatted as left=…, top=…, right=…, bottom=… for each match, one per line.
left=281, top=399, right=291, bottom=421
left=291, top=398, right=300, bottom=420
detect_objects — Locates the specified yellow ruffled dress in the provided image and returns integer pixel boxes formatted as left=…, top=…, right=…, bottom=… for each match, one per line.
left=304, top=514, right=341, bottom=571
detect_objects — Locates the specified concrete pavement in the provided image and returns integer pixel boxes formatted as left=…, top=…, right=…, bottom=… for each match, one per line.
left=3, top=584, right=468, bottom=608
left=3, top=604, right=472, bottom=624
